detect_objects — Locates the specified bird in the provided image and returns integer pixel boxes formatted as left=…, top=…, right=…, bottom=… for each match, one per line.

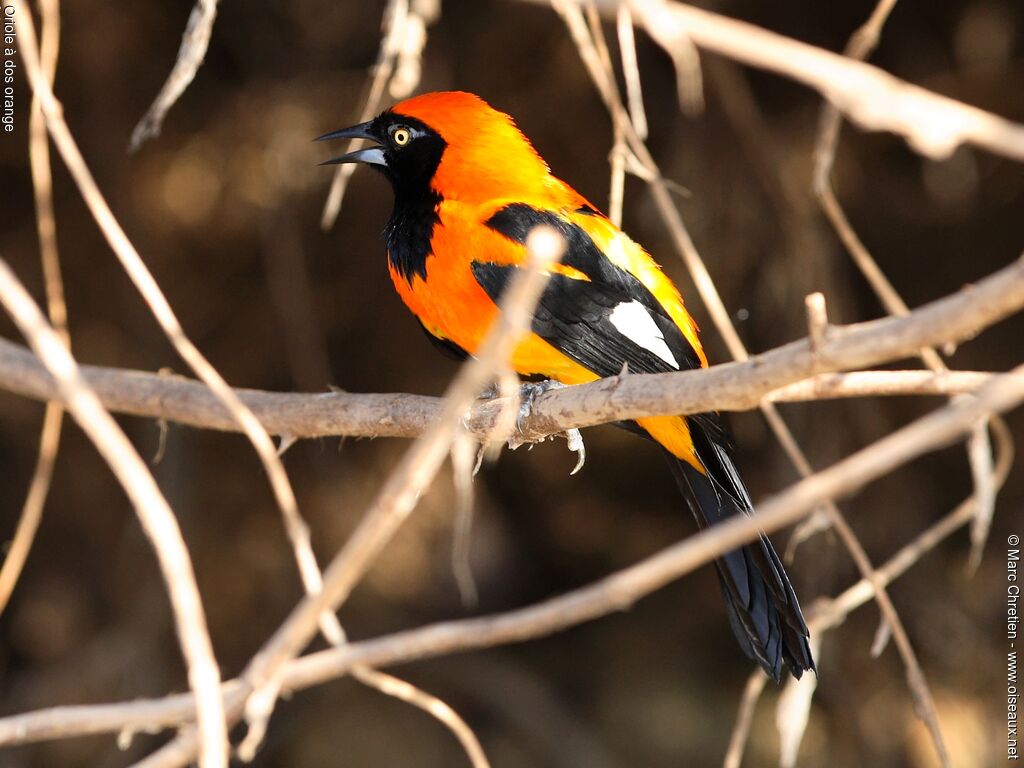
left=318, top=91, right=814, bottom=681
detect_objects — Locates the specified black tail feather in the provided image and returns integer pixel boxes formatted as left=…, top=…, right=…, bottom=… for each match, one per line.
left=666, top=417, right=815, bottom=682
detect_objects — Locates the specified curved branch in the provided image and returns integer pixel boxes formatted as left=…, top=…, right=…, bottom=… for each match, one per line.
left=129, top=0, right=219, bottom=151
left=611, top=0, right=1024, bottom=161
left=0, top=256, right=229, bottom=766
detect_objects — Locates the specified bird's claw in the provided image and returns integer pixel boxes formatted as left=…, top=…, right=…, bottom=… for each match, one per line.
left=564, top=428, right=586, bottom=475
left=479, top=379, right=586, bottom=474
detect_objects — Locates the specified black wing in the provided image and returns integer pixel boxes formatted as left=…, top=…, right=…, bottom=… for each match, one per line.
left=475, top=204, right=815, bottom=680
left=475, top=204, right=702, bottom=378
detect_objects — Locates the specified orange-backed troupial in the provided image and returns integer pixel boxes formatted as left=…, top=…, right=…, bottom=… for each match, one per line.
left=318, top=91, right=813, bottom=680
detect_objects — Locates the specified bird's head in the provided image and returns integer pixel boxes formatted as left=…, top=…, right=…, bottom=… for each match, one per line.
left=317, top=91, right=552, bottom=203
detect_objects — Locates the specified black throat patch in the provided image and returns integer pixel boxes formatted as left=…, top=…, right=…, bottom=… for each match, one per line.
left=384, top=187, right=442, bottom=284
left=372, top=112, right=447, bottom=284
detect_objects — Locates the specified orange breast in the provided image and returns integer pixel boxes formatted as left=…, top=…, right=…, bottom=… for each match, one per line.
left=387, top=197, right=701, bottom=468
left=388, top=198, right=595, bottom=379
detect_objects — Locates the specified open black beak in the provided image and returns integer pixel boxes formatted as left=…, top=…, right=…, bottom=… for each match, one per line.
left=315, top=121, right=387, bottom=167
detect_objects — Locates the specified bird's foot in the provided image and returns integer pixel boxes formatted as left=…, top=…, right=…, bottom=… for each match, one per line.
left=479, top=379, right=585, bottom=475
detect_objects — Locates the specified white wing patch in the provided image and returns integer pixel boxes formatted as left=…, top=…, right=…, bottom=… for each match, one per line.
left=608, top=301, right=679, bottom=369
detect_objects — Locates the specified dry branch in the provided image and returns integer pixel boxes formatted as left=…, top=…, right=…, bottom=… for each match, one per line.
left=129, top=0, right=219, bottom=151
left=1, top=252, right=1022, bottom=443
left=581, top=0, right=1024, bottom=162
left=722, top=672, right=767, bottom=768
left=0, top=0, right=63, bottom=617
left=3, top=352, right=1023, bottom=749
left=135, top=227, right=563, bottom=766
left=812, top=419, right=1013, bottom=633
left=0, top=354, right=1013, bottom=443
left=0, top=258, right=229, bottom=767
left=12, top=0, right=310, bottom=668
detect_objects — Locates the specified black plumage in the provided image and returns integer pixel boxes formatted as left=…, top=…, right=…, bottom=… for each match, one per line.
left=475, top=203, right=814, bottom=680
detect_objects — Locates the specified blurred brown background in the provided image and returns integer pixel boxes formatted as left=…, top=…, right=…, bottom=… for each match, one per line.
left=1, top=1, right=1022, bottom=766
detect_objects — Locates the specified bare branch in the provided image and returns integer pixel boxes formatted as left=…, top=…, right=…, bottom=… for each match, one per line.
left=766, top=370, right=995, bottom=403
left=967, top=417, right=996, bottom=572
left=12, top=0, right=307, bottom=661
left=818, top=500, right=950, bottom=765
left=138, top=226, right=563, bottom=766
left=0, top=338, right=1013, bottom=438
left=722, top=671, right=767, bottom=768
left=0, top=258, right=229, bottom=768
left=349, top=667, right=490, bottom=768
left=129, top=0, right=219, bottom=151
left=0, top=0, right=63, bottom=617
left=812, top=413, right=1014, bottom=633
left=804, top=292, right=828, bottom=354
left=616, top=0, right=1024, bottom=161
left=320, top=0, right=438, bottom=229
left=320, top=0, right=407, bottom=229
left=4, top=357, right=1023, bottom=750
left=1, top=252, right=1022, bottom=443
left=616, top=5, right=648, bottom=138
left=812, top=0, right=900, bottom=192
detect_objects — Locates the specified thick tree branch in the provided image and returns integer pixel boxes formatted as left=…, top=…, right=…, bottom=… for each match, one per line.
left=2, top=254, right=1022, bottom=443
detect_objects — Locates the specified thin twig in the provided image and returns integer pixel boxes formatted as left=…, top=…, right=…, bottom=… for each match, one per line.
left=819, top=503, right=950, bottom=765
left=350, top=667, right=490, bottom=768
left=319, top=0, right=441, bottom=230
left=616, top=5, right=648, bottom=139
left=0, top=258, right=228, bottom=768
left=0, top=0, right=63, bottom=617
left=805, top=292, right=828, bottom=353
left=722, top=671, right=767, bottom=768
left=811, top=0, right=900, bottom=195
left=13, top=0, right=309, bottom=666
left=320, top=0, right=405, bottom=229
left=0, top=356, right=1018, bottom=448
left=236, top=498, right=488, bottom=768
left=811, top=413, right=1014, bottom=633
left=129, top=0, right=219, bottom=151
left=966, top=417, right=996, bottom=572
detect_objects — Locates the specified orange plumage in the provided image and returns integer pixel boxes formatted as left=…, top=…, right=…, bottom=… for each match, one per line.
left=319, top=91, right=813, bottom=681
left=385, top=92, right=706, bottom=462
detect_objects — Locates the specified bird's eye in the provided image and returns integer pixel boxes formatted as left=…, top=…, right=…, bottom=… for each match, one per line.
left=392, top=127, right=411, bottom=147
